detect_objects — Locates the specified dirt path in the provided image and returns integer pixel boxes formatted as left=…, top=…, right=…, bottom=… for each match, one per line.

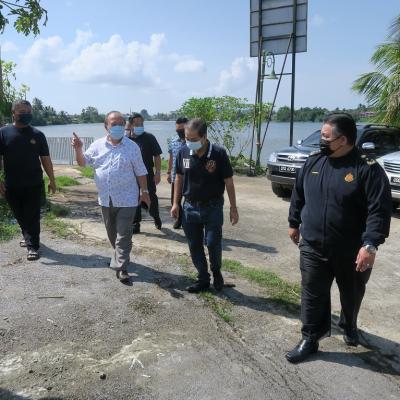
left=53, top=166, right=400, bottom=353
left=0, top=166, right=399, bottom=399
left=1, top=234, right=399, bottom=399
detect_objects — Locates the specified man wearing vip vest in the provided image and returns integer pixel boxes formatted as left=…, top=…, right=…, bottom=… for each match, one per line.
left=171, top=118, right=239, bottom=293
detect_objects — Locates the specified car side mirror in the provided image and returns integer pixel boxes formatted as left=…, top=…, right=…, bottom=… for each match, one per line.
left=297, top=139, right=303, bottom=145
left=361, top=142, right=376, bottom=151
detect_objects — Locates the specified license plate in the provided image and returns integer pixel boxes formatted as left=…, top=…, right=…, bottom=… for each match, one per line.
left=391, top=176, right=400, bottom=185
left=279, top=166, right=296, bottom=173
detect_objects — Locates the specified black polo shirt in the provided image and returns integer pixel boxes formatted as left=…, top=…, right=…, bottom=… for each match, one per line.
left=175, top=141, right=233, bottom=202
left=0, top=125, right=50, bottom=188
left=130, top=132, right=162, bottom=175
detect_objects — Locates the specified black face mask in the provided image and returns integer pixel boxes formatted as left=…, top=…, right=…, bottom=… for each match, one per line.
left=18, top=113, right=33, bottom=125
left=176, top=129, right=185, bottom=139
left=319, top=136, right=342, bottom=156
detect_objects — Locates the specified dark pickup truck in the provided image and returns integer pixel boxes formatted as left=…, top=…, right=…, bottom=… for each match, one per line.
left=267, top=124, right=400, bottom=197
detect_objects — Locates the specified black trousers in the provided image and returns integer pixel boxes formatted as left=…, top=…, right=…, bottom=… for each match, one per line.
left=171, top=181, right=182, bottom=226
left=5, top=184, right=43, bottom=250
left=299, top=242, right=372, bottom=342
left=133, top=174, right=160, bottom=225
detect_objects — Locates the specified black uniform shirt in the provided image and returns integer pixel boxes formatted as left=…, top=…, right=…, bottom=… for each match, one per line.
left=175, top=141, right=233, bottom=202
left=0, top=125, right=49, bottom=188
left=288, top=147, right=392, bottom=251
left=130, top=132, right=162, bottom=175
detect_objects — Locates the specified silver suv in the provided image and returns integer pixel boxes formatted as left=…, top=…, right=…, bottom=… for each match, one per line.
left=377, top=151, right=400, bottom=209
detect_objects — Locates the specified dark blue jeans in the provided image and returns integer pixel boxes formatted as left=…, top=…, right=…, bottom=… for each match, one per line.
left=182, top=198, right=224, bottom=283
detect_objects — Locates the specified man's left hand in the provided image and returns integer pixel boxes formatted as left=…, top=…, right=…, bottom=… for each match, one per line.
left=230, top=207, right=239, bottom=225
left=355, top=246, right=376, bottom=272
left=48, top=180, right=57, bottom=194
left=154, top=174, right=161, bottom=185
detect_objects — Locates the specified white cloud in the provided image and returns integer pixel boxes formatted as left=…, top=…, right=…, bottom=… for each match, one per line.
left=174, top=59, right=205, bottom=73
left=19, top=29, right=93, bottom=74
left=215, top=57, right=257, bottom=94
left=311, top=14, right=325, bottom=27
left=1, top=40, right=18, bottom=53
left=61, top=33, right=166, bottom=87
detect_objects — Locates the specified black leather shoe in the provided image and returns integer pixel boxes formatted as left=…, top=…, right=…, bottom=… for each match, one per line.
left=132, top=223, right=140, bottom=234
left=213, top=271, right=224, bottom=291
left=286, top=340, right=319, bottom=363
left=154, top=216, right=162, bottom=230
left=343, top=329, right=359, bottom=347
left=187, top=281, right=210, bottom=293
left=173, top=220, right=182, bottom=229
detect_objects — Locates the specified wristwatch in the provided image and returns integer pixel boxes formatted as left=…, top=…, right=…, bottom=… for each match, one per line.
left=142, top=189, right=149, bottom=194
left=364, top=244, right=377, bottom=254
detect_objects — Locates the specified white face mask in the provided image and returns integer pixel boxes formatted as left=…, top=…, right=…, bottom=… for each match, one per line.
left=186, top=140, right=203, bottom=151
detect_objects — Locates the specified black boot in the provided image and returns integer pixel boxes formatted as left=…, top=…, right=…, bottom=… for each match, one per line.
left=286, top=340, right=319, bottom=363
left=187, top=281, right=210, bottom=293
left=343, top=329, right=359, bottom=347
left=212, top=271, right=224, bottom=291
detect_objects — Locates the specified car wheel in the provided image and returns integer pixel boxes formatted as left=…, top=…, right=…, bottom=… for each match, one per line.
left=271, top=183, right=292, bottom=198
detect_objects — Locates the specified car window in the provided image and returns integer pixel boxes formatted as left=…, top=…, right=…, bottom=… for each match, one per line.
left=301, top=130, right=321, bottom=147
left=360, top=129, right=400, bottom=153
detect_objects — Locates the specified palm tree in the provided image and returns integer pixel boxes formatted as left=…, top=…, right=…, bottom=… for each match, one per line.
left=352, top=16, right=400, bottom=126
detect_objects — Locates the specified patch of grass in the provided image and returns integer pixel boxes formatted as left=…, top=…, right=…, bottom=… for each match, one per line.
left=43, top=203, right=77, bottom=238
left=48, top=202, right=70, bottom=217
left=222, top=259, right=300, bottom=312
left=161, top=158, right=169, bottom=171
left=0, top=198, right=19, bottom=242
left=77, top=166, right=95, bottom=179
left=44, top=175, right=80, bottom=191
left=199, top=291, right=234, bottom=324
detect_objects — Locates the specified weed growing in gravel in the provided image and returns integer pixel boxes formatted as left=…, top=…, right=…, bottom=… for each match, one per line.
left=199, top=291, right=234, bottom=324
left=77, top=166, right=95, bottom=179
left=222, top=259, right=300, bottom=312
left=44, top=175, right=80, bottom=191
left=44, top=204, right=78, bottom=239
left=0, top=198, right=19, bottom=241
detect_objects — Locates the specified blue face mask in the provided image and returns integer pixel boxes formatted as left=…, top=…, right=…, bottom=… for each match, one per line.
left=186, top=140, right=203, bottom=152
left=108, top=125, right=125, bottom=140
left=134, top=126, right=145, bottom=136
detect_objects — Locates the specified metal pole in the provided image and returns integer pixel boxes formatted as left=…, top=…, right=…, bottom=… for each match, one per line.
left=289, top=0, right=297, bottom=146
left=248, top=0, right=263, bottom=176
left=260, top=36, right=292, bottom=150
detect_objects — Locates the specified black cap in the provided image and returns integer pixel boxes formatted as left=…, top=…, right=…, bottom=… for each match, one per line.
left=131, top=112, right=143, bottom=119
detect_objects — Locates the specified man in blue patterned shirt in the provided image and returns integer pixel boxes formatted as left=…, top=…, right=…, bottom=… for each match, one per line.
left=72, top=111, right=149, bottom=283
left=167, top=117, right=188, bottom=229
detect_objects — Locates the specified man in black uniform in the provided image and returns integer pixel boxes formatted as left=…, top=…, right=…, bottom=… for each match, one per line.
left=127, top=112, right=162, bottom=232
left=286, top=113, right=392, bottom=363
left=0, top=100, right=57, bottom=260
left=171, top=118, right=239, bottom=293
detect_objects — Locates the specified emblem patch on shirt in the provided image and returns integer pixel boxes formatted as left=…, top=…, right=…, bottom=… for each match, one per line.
left=344, top=172, right=354, bottom=183
left=183, top=158, right=190, bottom=169
left=30, top=138, right=36, bottom=145
left=205, top=160, right=217, bottom=173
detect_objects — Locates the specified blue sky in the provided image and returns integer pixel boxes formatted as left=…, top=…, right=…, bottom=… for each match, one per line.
left=0, top=0, right=399, bottom=114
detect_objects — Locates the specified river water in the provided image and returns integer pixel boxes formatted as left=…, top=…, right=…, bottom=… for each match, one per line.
left=38, top=121, right=322, bottom=163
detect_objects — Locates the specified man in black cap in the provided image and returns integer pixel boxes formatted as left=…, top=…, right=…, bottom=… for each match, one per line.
left=171, top=118, right=239, bottom=293
left=127, top=112, right=162, bottom=233
left=0, top=100, right=56, bottom=260
left=286, top=113, right=392, bottom=363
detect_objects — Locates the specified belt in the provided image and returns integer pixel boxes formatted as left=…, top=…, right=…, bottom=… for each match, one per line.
left=185, top=197, right=222, bottom=207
